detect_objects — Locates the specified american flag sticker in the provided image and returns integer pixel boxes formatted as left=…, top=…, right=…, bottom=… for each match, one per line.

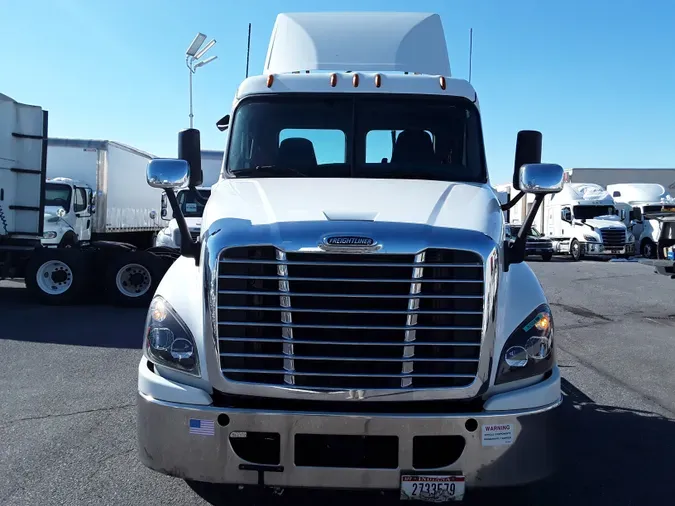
left=189, top=418, right=215, bottom=436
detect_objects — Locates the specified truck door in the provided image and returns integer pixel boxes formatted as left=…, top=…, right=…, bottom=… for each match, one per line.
left=73, top=186, right=92, bottom=242
left=630, top=206, right=645, bottom=241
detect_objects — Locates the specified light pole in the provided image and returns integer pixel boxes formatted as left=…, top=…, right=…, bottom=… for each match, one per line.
left=185, top=33, right=218, bottom=128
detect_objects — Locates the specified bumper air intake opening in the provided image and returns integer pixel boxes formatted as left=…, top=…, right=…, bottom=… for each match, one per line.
left=229, top=432, right=280, bottom=465
left=295, top=434, right=398, bottom=469
left=412, top=435, right=466, bottom=469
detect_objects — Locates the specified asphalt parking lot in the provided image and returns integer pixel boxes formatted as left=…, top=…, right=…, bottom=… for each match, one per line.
left=2, top=258, right=675, bottom=506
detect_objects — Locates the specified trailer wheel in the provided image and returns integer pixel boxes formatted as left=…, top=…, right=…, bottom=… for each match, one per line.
left=105, top=251, right=168, bottom=307
left=569, top=239, right=581, bottom=261
left=25, top=248, right=90, bottom=305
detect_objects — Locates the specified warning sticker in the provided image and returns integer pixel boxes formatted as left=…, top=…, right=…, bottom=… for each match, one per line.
left=481, top=423, right=514, bottom=446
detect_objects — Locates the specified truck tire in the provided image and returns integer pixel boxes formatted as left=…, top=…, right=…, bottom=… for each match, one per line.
left=641, top=239, right=656, bottom=259
left=105, top=251, right=168, bottom=307
left=541, top=252, right=553, bottom=262
left=25, top=248, right=91, bottom=305
left=569, top=239, right=581, bottom=262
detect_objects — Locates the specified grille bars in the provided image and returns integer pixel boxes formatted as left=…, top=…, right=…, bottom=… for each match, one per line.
left=401, top=251, right=425, bottom=387
left=277, top=249, right=295, bottom=385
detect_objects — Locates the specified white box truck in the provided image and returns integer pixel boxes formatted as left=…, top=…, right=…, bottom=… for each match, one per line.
left=136, top=11, right=565, bottom=501
left=42, top=138, right=163, bottom=248
left=544, top=182, right=635, bottom=261
left=607, top=183, right=675, bottom=258
left=1, top=94, right=182, bottom=306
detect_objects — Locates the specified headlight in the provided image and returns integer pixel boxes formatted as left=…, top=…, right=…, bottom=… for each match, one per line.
left=583, top=235, right=597, bottom=242
left=495, top=303, right=554, bottom=385
left=43, top=231, right=58, bottom=239
left=144, top=296, right=200, bottom=376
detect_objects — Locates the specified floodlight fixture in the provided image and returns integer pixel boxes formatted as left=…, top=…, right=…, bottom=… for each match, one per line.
left=186, top=33, right=207, bottom=57
left=194, top=39, right=216, bottom=60
left=194, top=55, right=217, bottom=69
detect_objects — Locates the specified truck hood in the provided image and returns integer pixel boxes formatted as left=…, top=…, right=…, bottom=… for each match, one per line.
left=202, top=178, right=503, bottom=240
left=576, top=216, right=627, bottom=230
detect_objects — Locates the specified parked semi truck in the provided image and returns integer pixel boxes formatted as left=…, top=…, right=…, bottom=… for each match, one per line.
left=137, top=12, right=565, bottom=501
left=543, top=182, right=635, bottom=261
left=639, top=212, right=675, bottom=277
left=608, top=183, right=675, bottom=258
left=0, top=93, right=177, bottom=306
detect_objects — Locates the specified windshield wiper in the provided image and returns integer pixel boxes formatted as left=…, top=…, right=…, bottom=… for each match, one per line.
left=230, top=165, right=307, bottom=177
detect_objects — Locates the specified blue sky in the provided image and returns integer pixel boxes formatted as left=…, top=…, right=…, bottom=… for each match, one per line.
left=2, top=0, right=674, bottom=184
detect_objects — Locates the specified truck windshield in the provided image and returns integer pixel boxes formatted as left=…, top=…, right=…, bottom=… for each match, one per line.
left=45, top=183, right=72, bottom=210
left=177, top=189, right=211, bottom=218
left=226, top=95, right=486, bottom=182
left=573, top=205, right=616, bottom=220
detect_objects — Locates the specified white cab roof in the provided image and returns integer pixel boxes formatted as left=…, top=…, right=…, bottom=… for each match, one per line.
left=264, top=12, right=451, bottom=76
left=606, top=183, right=667, bottom=204
left=551, top=183, right=615, bottom=206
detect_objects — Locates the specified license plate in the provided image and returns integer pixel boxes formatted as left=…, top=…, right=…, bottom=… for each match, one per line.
left=400, top=474, right=465, bottom=502
left=607, top=249, right=621, bottom=254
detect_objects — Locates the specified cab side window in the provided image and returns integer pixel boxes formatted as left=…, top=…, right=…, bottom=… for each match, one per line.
left=74, top=187, right=87, bottom=213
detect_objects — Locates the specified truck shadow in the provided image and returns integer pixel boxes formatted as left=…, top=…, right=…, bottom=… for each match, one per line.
left=0, top=285, right=146, bottom=349
left=187, top=380, right=675, bottom=506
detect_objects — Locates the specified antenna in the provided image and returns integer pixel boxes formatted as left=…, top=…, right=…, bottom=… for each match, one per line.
left=468, top=28, right=473, bottom=83
left=245, top=23, right=252, bottom=78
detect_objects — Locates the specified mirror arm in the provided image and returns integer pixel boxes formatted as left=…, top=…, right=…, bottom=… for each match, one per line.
left=190, top=186, right=210, bottom=206
left=500, top=191, right=524, bottom=211
left=504, top=193, right=545, bottom=271
left=165, top=188, right=200, bottom=263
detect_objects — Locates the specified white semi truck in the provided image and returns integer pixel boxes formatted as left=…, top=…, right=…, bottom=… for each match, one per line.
left=154, top=150, right=223, bottom=250
left=544, top=182, right=635, bottom=261
left=136, top=12, right=565, bottom=501
left=607, top=183, right=675, bottom=258
left=0, top=93, right=183, bottom=306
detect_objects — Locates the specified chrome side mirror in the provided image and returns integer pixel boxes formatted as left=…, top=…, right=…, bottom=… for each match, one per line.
left=518, top=163, right=564, bottom=194
left=147, top=159, right=190, bottom=189
left=149, top=210, right=157, bottom=220
left=56, top=207, right=67, bottom=218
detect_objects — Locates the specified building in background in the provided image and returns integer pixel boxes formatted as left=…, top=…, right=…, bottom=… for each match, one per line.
left=563, top=168, right=675, bottom=190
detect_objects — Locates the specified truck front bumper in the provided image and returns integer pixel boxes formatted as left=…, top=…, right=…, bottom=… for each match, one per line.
left=138, top=360, right=562, bottom=490
left=582, top=242, right=635, bottom=256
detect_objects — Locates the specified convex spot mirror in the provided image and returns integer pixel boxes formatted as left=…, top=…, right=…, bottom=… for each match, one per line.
left=518, top=163, right=565, bottom=195
left=147, top=159, right=190, bottom=189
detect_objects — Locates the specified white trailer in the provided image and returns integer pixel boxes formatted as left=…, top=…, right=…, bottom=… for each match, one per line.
left=544, top=182, right=635, bottom=261
left=607, top=183, right=675, bottom=258
left=0, top=93, right=48, bottom=278
left=42, top=139, right=164, bottom=248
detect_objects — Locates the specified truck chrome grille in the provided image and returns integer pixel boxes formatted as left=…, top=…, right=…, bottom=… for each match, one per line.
left=600, top=228, right=626, bottom=247
left=216, top=247, right=484, bottom=390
